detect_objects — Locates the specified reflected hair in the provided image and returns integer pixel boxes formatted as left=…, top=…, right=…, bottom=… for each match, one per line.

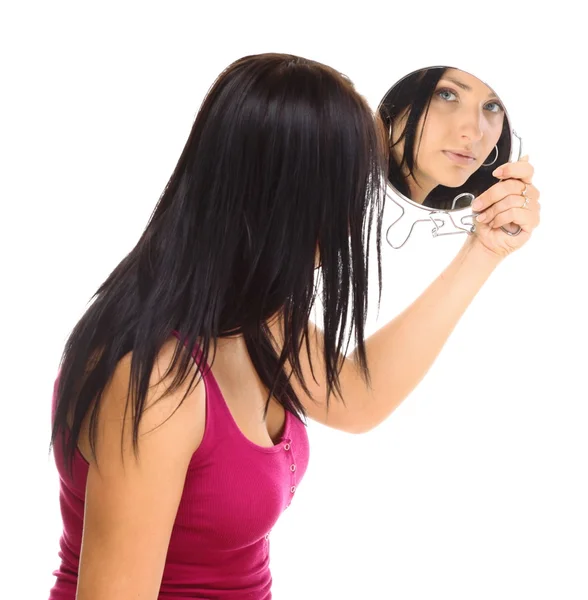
left=49, top=52, right=389, bottom=477
left=378, top=66, right=511, bottom=210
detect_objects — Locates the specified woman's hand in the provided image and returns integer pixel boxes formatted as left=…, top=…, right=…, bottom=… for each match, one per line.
left=466, top=156, right=541, bottom=258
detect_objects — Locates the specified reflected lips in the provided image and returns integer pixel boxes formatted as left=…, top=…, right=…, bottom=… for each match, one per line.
left=443, top=150, right=476, bottom=166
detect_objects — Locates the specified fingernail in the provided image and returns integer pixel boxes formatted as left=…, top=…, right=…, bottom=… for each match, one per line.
left=493, top=167, right=504, bottom=177
left=471, top=199, right=482, bottom=210
left=476, top=212, right=486, bottom=222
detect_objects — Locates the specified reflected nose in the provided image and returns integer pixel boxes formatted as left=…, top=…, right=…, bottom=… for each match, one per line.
left=458, top=109, right=484, bottom=142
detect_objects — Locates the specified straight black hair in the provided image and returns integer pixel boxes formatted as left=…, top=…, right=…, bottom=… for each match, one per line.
left=378, top=66, right=511, bottom=210
left=49, top=52, right=389, bottom=478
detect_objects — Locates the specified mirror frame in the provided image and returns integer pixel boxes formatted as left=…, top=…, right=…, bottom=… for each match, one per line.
left=378, top=65, right=523, bottom=249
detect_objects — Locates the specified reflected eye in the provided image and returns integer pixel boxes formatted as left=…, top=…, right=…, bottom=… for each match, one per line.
left=484, top=101, right=504, bottom=113
left=436, top=88, right=458, bottom=102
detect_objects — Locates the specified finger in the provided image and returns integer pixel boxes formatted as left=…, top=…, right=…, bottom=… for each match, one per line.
left=482, top=184, right=541, bottom=222
left=488, top=207, right=539, bottom=231
left=518, top=182, right=540, bottom=203
left=471, top=179, right=529, bottom=212
left=492, top=159, right=534, bottom=183
left=475, top=194, right=527, bottom=223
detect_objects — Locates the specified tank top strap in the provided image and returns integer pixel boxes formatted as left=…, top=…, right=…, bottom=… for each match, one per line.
left=170, top=330, right=238, bottom=448
left=170, top=330, right=296, bottom=456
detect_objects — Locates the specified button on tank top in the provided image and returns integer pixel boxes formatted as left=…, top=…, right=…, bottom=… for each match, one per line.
left=48, top=331, right=310, bottom=599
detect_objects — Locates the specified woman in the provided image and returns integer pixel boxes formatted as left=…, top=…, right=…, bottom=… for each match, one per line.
left=48, top=53, right=540, bottom=600
left=379, top=66, right=511, bottom=210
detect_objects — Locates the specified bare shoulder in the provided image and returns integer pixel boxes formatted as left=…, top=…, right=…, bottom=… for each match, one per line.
left=106, top=336, right=205, bottom=451
left=75, top=335, right=205, bottom=599
left=76, top=335, right=206, bottom=465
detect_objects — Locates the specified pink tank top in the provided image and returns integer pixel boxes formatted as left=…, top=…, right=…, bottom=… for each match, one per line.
left=48, top=331, right=310, bottom=599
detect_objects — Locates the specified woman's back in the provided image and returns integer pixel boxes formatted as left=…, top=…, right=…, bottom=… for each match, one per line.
left=48, top=51, right=383, bottom=599
left=48, top=331, right=310, bottom=599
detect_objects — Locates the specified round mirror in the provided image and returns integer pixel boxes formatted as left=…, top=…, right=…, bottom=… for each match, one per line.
left=377, top=66, right=522, bottom=248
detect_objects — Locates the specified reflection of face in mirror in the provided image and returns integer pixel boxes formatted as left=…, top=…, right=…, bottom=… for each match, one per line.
left=379, top=67, right=510, bottom=210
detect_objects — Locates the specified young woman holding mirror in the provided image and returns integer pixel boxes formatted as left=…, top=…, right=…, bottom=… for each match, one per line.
left=47, top=53, right=540, bottom=600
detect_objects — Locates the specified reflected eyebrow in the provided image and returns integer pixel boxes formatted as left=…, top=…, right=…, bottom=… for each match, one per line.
left=441, top=77, right=498, bottom=99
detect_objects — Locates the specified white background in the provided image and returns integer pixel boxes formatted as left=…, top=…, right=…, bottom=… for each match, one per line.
left=2, top=1, right=587, bottom=598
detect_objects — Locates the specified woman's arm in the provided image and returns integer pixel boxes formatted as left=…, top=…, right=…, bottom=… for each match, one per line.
left=283, top=159, right=539, bottom=434
left=75, top=341, right=205, bottom=600
left=345, top=236, right=502, bottom=432
left=281, top=237, right=502, bottom=434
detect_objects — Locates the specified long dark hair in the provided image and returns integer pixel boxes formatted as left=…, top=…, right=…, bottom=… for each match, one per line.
left=49, top=52, right=389, bottom=478
left=378, top=66, right=511, bottom=210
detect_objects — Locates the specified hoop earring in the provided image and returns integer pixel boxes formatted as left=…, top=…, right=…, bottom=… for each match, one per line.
left=482, top=145, right=499, bottom=167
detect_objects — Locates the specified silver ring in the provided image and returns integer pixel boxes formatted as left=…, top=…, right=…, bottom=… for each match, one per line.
left=521, top=183, right=530, bottom=208
left=501, top=225, right=522, bottom=236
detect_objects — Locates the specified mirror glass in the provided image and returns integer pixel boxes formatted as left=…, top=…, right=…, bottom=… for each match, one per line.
left=377, top=66, right=522, bottom=247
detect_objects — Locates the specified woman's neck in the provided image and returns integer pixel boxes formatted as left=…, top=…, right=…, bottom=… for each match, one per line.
left=405, top=170, right=437, bottom=205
